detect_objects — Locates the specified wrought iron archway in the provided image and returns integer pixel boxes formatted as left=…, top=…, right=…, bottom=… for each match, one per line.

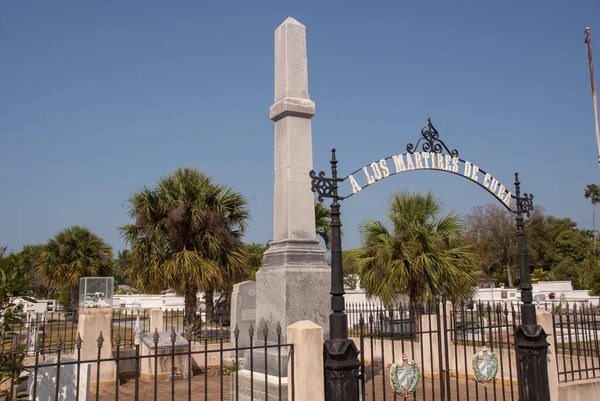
left=310, top=119, right=550, bottom=401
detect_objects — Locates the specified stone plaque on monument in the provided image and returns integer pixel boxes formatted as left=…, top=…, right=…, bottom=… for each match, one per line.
left=27, top=358, right=90, bottom=401
left=231, top=281, right=256, bottom=348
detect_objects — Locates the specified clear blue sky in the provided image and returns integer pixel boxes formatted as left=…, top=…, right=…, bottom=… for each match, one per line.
left=2, top=1, right=600, bottom=254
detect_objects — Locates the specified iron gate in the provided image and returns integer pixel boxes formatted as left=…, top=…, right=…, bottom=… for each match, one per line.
left=349, top=299, right=519, bottom=401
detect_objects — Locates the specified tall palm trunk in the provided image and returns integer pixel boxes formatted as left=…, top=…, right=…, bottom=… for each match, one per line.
left=506, top=260, right=513, bottom=287
left=204, top=290, right=215, bottom=320
left=593, top=203, right=597, bottom=252
left=70, top=283, right=79, bottom=319
left=184, top=283, right=199, bottom=335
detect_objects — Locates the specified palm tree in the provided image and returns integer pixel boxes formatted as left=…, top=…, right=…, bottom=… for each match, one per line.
left=350, top=191, right=478, bottom=306
left=584, top=184, right=600, bottom=250
left=119, top=167, right=249, bottom=332
left=37, top=226, right=113, bottom=315
left=315, top=201, right=332, bottom=250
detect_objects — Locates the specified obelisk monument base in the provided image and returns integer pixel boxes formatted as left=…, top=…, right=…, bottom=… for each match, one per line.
left=256, top=240, right=330, bottom=342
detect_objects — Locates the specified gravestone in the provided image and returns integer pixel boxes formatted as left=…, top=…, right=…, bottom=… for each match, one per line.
left=27, top=357, right=90, bottom=401
left=139, top=331, right=191, bottom=380
left=560, top=293, right=567, bottom=310
left=231, top=281, right=256, bottom=348
left=25, top=312, right=45, bottom=356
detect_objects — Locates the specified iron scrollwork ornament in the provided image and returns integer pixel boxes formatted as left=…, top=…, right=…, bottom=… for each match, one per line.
left=472, top=347, right=499, bottom=385
left=390, top=354, right=419, bottom=399
left=518, top=193, right=534, bottom=217
left=406, top=118, right=459, bottom=157
left=514, top=172, right=534, bottom=217
left=309, top=170, right=336, bottom=201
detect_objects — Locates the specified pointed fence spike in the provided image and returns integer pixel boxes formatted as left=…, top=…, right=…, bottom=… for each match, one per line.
left=77, top=333, right=83, bottom=349
left=234, top=324, right=240, bottom=339
left=114, top=331, right=121, bottom=346
left=276, top=322, right=282, bottom=336
left=56, top=336, right=63, bottom=350
left=249, top=323, right=254, bottom=338
left=153, top=328, right=160, bottom=344
left=97, top=331, right=104, bottom=348
left=262, top=323, right=269, bottom=338
left=170, top=326, right=177, bottom=343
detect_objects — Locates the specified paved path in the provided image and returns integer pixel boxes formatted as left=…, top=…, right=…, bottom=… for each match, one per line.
left=89, top=368, right=517, bottom=401
left=89, top=372, right=232, bottom=401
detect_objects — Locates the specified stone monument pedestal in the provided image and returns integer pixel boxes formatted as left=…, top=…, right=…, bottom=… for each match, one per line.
left=256, top=240, right=330, bottom=343
left=77, top=308, right=116, bottom=386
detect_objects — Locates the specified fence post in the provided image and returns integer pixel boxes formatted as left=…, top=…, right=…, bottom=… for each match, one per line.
left=149, top=308, right=164, bottom=333
left=537, top=309, right=559, bottom=401
left=287, top=320, right=325, bottom=401
left=77, top=307, right=116, bottom=385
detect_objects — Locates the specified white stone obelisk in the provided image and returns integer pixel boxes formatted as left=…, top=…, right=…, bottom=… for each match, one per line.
left=255, top=17, right=331, bottom=345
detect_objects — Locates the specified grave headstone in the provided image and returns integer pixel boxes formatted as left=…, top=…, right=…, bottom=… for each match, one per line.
left=25, top=312, right=45, bottom=356
left=27, top=357, right=90, bottom=401
left=560, top=293, right=567, bottom=309
left=139, top=331, right=191, bottom=380
left=231, top=281, right=256, bottom=348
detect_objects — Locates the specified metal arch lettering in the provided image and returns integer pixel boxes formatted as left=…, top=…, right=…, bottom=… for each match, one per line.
left=309, top=119, right=535, bottom=217
left=340, top=155, right=516, bottom=212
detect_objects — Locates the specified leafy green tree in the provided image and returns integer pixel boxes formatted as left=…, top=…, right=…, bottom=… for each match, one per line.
left=315, top=201, right=332, bottom=250
left=531, top=268, right=549, bottom=284
left=555, top=230, right=591, bottom=262
left=0, top=247, right=33, bottom=398
left=36, top=226, right=113, bottom=315
left=113, top=249, right=132, bottom=287
left=525, top=214, right=577, bottom=271
left=589, top=263, right=600, bottom=296
left=342, top=250, right=359, bottom=290
left=584, top=184, right=600, bottom=250
left=350, top=191, right=478, bottom=306
left=464, top=204, right=517, bottom=287
left=9, top=245, right=54, bottom=298
left=120, top=167, right=249, bottom=331
left=242, top=242, right=269, bottom=281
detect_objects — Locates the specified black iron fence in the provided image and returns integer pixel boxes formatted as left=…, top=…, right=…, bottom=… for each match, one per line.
left=550, top=302, right=600, bottom=382
left=1, top=308, right=231, bottom=357
left=0, top=322, right=292, bottom=401
left=351, top=300, right=519, bottom=401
